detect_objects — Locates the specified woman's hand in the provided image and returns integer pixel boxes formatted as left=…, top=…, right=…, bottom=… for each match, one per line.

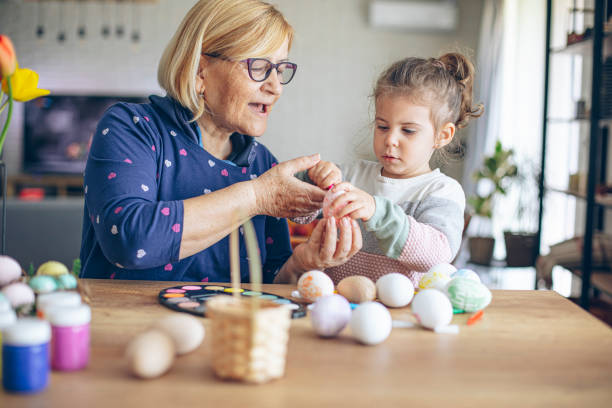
left=307, top=160, right=342, bottom=190
left=251, top=154, right=326, bottom=218
left=292, top=216, right=362, bottom=271
left=329, top=182, right=376, bottom=222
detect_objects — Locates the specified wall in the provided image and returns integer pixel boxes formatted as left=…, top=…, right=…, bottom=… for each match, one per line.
left=0, top=0, right=483, bottom=179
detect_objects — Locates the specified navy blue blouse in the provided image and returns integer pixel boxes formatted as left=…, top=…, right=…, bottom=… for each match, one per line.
left=79, top=95, right=292, bottom=283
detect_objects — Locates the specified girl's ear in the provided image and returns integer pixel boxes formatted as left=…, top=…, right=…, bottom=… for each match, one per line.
left=435, top=122, right=456, bottom=149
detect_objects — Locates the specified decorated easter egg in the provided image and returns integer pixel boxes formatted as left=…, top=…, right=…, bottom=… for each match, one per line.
left=451, top=268, right=481, bottom=282
left=56, top=273, right=78, bottom=290
left=428, top=263, right=458, bottom=276
left=297, top=270, right=334, bottom=302
left=310, top=294, right=352, bottom=337
left=376, top=273, right=414, bottom=308
left=152, top=314, right=205, bottom=355
left=323, top=188, right=347, bottom=218
left=126, top=330, right=176, bottom=379
left=445, top=277, right=492, bottom=312
left=411, top=289, right=453, bottom=329
left=337, top=276, right=376, bottom=304
left=29, top=275, right=58, bottom=294
left=349, top=301, right=392, bottom=345
left=1, top=282, right=35, bottom=308
left=36, top=261, right=69, bottom=277
left=0, top=256, right=22, bottom=286
left=418, top=270, right=451, bottom=291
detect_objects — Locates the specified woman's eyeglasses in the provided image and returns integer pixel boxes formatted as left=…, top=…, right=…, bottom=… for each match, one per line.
left=204, top=53, right=297, bottom=85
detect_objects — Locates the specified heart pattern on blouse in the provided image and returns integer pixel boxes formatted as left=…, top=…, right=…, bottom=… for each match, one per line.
left=102, top=128, right=109, bottom=135
left=208, top=160, right=215, bottom=167
left=141, top=184, right=149, bottom=192
left=111, top=225, right=118, bottom=235
left=133, top=116, right=140, bottom=124
left=164, top=159, right=172, bottom=167
left=221, top=169, right=229, bottom=177
left=136, top=249, right=146, bottom=258
left=161, top=207, right=170, bottom=216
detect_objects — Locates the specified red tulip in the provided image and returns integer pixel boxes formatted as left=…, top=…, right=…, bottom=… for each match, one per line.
left=0, top=35, right=17, bottom=79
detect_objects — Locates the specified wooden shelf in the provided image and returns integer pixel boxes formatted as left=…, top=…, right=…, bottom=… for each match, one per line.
left=7, top=174, right=84, bottom=197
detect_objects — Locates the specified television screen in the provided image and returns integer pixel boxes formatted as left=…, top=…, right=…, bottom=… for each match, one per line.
left=23, top=94, right=148, bottom=174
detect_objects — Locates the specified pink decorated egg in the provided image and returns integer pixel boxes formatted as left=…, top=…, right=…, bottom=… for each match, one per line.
left=0, top=256, right=22, bottom=286
left=1, top=282, right=35, bottom=308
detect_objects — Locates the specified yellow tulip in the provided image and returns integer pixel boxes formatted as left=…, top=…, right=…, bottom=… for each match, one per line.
left=0, top=35, right=17, bottom=78
left=2, top=67, right=49, bottom=102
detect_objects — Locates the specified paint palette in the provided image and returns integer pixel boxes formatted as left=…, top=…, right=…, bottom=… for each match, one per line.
left=158, top=284, right=307, bottom=319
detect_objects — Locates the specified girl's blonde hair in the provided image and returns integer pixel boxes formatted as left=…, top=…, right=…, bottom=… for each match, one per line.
left=158, top=0, right=294, bottom=121
left=373, top=53, right=484, bottom=161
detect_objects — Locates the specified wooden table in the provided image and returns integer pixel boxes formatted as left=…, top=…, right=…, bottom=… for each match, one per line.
left=2, top=280, right=612, bottom=407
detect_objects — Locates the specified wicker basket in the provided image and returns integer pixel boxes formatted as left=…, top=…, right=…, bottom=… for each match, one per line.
left=206, top=219, right=291, bottom=384
left=207, top=296, right=291, bottom=383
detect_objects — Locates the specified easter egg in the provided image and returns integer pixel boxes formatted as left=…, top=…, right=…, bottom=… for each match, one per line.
left=418, top=271, right=451, bottom=291
left=1, top=282, right=35, bottom=308
left=411, top=289, right=453, bottom=329
left=428, top=263, right=458, bottom=276
left=337, top=276, right=376, bottom=303
left=297, top=270, right=334, bottom=302
left=126, top=330, right=176, bottom=379
left=36, top=261, right=69, bottom=277
left=310, top=294, right=352, bottom=337
left=29, top=275, right=58, bottom=294
left=445, top=277, right=492, bottom=312
left=349, top=301, right=392, bottom=345
left=0, top=256, right=22, bottom=286
left=451, top=268, right=481, bottom=282
left=323, top=188, right=347, bottom=218
left=56, top=273, right=78, bottom=290
left=152, top=314, right=205, bottom=355
left=376, top=273, right=414, bottom=308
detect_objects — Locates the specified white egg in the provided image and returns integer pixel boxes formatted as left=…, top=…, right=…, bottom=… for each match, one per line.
left=376, top=273, right=414, bottom=308
left=427, top=263, right=457, bottom=276
left=411, top=289, right=453, bottom=330
left=451, top=268, right=481, bottom=282
left=0, top=256, right=22, bottom=286
left=152, top=314, right=205, bottom=355
left=418, top=263, right=455, bottom=291
left=1, top=282, right=35, bottom=308
left=310, top=294, right=352, bottom=337
left=297, top=270, right=334, bottom=302
left=349, top=302, right=392, bottom=345
left=125, top=330, right=176, bottom=379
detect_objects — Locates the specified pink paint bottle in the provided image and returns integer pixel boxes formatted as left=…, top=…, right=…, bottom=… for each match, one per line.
left=46, top=304, right=91, bottom=371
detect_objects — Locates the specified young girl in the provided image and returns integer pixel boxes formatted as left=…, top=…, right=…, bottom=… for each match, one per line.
left=302, top=53, right=483, bottom=287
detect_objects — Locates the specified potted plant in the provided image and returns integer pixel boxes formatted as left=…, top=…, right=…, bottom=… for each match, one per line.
left=467, top=141, right=518, bottom=265
left=502, top=159, right=540, bottom=267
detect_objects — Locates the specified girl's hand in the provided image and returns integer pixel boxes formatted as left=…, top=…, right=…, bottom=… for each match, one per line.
left=329, top=182, right=376, bottom=222
left=307, top=160, right=342, bottom=190
left=292, top=216, right=362, bottom=271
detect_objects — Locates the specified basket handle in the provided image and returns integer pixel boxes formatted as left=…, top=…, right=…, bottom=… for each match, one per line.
left=229, top=218, right=262, bottom=310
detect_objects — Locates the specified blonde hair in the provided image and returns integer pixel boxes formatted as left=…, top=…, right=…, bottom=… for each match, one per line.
left=373, top=52, right=484, bottom=161
left=158, top=0, right=294, bottom=121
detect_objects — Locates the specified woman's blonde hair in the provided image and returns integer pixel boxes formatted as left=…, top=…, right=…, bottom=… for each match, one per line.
left=158, top=0, right=294, bottom=121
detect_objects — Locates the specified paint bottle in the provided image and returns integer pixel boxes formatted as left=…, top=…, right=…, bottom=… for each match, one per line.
left=36, top=291, right=81, bottom=319
left=2, top=318, right=51, bottom=393
left=47, top=304, right=91, bottom=371
left=0, top=308, right=17, bottom=380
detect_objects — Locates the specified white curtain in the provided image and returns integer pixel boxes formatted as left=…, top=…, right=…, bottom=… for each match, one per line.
left=462, top=0, right=506, bottom=199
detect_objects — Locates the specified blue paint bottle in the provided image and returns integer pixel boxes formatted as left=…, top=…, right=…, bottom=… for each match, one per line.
left=2, top=318, right=51, bottom=393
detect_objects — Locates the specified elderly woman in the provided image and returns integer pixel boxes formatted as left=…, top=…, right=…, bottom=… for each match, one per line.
left=79, top=0, right=361, bottom=283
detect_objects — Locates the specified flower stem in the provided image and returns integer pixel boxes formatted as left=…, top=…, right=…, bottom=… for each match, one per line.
left=0, top=76, right=13, bottom=156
